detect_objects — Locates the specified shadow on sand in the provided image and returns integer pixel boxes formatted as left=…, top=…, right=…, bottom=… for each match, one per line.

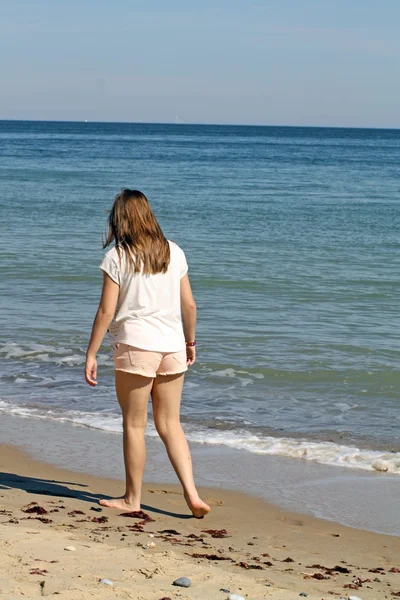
left=0, top=472, right=192, bottom=519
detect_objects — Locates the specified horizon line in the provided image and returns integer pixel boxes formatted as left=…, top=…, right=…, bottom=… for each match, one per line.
left=0, top=118, right=399, bottom=131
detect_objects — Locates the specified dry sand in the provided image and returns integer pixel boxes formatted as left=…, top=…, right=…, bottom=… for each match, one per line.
left=0, top=443, right=399, bottom=600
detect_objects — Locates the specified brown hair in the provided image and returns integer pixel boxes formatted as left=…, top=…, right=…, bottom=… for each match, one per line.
left=103, top=189, right=170, bottom=275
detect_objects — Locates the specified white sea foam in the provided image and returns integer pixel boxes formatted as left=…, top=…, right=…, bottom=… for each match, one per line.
left=212, top=368, right=237, bottom=377
left=0, top=399, right=399, bottom=475
left=334, top=402, right=354, bottom=412
left=210, top=367, right=264, bottom=380
left=0, top=342, right=110, bottom=367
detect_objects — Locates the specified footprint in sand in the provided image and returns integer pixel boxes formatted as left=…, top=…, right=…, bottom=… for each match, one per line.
left=278, top=516, right=304, bottom=527
left=145, top=489, right=224, bottom=507
left=146, top=489, right=181, bottom=496
left=205, top=497, right=224, bottom=507
left=166, top=495, right=223, bottom=508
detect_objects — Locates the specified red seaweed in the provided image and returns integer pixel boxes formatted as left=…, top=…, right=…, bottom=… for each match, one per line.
left=34, top=559, right=58, bottom=563
left=351, top=577, right=371, bottom=586
left=201, top=528, right=230, bottom=539
left=36, top=517, right=53, bottom=524
left=159, top=529, right=180, bottom=535
left=23, top=504, right=48, bottom=515
left=127, top=523, right=145, bottom=532
left=68, top=510, right=85, bottom=516
left=331, top=565, right=351, bottom=574
left=307, top=563, right=351, bottom=575
left=91, top=516, right=108, bottom=523
left=188, top=552, right=231, bottom=561
left=237, top=561, right=263, bottom=570
left=30, top=569, right=48, bottom=575
left=120, top=510, right=155, bottom=522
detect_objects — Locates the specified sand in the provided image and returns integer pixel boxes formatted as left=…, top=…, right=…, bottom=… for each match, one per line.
left=0, top=443, right=399, bottom=600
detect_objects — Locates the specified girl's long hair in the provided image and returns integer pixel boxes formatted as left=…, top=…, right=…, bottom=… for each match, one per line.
left=103, top=189, right=170, bottom=275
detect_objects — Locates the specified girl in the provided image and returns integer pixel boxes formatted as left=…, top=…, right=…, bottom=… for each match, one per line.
left=85, top=189, right=210, bottom=518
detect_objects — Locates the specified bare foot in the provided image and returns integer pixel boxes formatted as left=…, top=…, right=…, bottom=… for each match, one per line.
left=184, top=492, right=211, bottom=518
left=99, top=497, right=140, bottom=512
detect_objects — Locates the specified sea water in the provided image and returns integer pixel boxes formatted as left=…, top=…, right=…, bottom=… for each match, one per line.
left=1, top=120, right=399, bottom=476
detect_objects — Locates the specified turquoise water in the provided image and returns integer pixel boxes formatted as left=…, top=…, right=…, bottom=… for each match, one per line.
left=1, top=120, right=399, bottom=473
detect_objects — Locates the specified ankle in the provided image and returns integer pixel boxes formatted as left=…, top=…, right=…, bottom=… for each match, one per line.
left=124, top=492, right=140, bottom=504
left=184, top=489, right=199, bottom=500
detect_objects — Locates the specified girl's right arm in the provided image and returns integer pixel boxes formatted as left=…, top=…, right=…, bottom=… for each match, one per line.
left=180, top=274, right=197, bottom=366
left=85, top=273, right=119, bottom=386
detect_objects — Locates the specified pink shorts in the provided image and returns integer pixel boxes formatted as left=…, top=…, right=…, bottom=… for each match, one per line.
left=113, top=343, right=188, bottom=378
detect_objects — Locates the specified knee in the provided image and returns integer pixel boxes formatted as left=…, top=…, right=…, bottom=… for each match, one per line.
left=123, top=415, right=147, bottom=431
left=154, top=417, right=181, bottom=441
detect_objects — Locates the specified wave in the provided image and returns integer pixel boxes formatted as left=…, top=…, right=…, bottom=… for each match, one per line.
left=0, top=342, right=113, bottom=367
left=3, top=344, right=400, bottom=394
left=1, top=399, right=399, bottom=475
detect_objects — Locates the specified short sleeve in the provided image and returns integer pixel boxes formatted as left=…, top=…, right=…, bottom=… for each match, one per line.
left=100, top=253, right=120, bottom=285
left=179, top=248, right=188, bottom=278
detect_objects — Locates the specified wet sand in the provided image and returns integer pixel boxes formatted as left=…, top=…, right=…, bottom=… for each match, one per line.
left=0, top=412, right=399, bottom=536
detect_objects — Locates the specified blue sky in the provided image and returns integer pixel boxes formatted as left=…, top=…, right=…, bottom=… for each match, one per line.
left=1, top=0, right=400, bottom=126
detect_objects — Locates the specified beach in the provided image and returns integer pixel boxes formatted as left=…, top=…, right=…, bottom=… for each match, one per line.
left=1, top=120, right=400, bottom=597
left=1, top=442, right=400, bottom=600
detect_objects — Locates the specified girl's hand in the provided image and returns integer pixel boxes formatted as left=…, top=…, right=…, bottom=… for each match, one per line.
left=186, top=346, right=196, bottom=366
left=85, top=354, right=98, bottom=386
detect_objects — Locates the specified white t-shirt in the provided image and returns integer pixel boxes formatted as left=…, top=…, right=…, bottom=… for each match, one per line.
left=100, top=241, right=188, bottom=352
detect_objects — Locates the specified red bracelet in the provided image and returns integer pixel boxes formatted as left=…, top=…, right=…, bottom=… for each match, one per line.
left=186, top=340, right=196, bottom=347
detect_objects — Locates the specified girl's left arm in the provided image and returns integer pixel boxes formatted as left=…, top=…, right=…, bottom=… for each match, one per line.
left=85, top=273, right=119, bottom=386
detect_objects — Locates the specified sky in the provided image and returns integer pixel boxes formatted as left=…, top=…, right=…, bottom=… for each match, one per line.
left=1, top=0, right=400, bottom=127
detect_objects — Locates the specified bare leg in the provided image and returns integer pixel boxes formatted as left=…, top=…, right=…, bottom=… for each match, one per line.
left=100, top=371, right=153, bottom=511
left=152, top=374, right=210, bottom=518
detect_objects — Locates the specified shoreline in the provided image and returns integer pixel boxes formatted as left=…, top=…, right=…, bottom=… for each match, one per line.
left=0, top=412, right=399, bottom=536
left=1, top=443, right=400, bottom=599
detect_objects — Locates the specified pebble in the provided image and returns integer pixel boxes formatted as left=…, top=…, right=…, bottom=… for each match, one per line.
left=172, top=577, right=191, bottom=588
left=349, top=597, right=363, bottom=600
left=64, top=546, right=76, bottom=552
left=100, top=578, right=113, bottom=586
left=299, top=594, right=308, bottom=598
left=147, top=542, right=156, bottom=548
left=149, top=533, right=155, bottom=538
left=220, top=589, right=230, bottom=594
left=227, top=595, right=245, bottom=600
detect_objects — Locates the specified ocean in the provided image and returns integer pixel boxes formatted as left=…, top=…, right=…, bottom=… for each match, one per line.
left=1, top=120, right=400, bottom=477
